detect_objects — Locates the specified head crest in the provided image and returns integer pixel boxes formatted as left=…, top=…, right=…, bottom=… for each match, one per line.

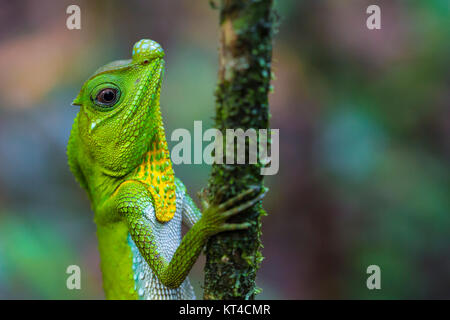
left=132, top=39, right=164, bottom=62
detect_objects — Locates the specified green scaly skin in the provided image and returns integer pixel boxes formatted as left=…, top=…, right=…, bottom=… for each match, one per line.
left=67, top=39, right=265, bottom=299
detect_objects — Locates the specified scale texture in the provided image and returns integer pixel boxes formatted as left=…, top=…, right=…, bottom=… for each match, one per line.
left=128, top=182, right=198, bottom=300
left=67, top=39, right=262, bottom=300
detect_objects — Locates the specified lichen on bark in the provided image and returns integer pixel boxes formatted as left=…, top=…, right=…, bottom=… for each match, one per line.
left=203, top=0, right=275, bottom=300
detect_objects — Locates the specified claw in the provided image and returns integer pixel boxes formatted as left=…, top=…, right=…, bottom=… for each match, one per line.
left=197, top=189, right=210, bottom=210
left=218, top=186, right=261, bottom=211
left=221, top=190, right=267, bottom=219
left=214, top=185, right=228, bottom=205
left=219, top=222, right=251, bottom=232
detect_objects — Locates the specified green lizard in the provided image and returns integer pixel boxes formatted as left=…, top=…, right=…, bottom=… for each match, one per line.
left=67, top=39, right=265, bottom=299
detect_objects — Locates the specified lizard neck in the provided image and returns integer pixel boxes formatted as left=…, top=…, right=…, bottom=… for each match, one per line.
left=130, top=110, right=176, bottom=223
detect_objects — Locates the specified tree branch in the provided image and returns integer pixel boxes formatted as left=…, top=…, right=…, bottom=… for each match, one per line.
left=204, top=0, right=275, bottom=300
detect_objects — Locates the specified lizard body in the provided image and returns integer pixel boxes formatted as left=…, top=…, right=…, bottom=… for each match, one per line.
left=67, top=39, right=264, bottom=300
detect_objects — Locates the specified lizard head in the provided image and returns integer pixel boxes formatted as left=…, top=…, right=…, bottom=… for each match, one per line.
left=69, top=39, right=167, bottom=179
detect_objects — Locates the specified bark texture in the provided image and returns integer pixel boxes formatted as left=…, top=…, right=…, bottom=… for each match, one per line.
left=203, top=0, right=275, bottom=300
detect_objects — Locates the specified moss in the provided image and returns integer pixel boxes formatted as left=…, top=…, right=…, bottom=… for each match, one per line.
left=203, top=0, right=275, bottom=300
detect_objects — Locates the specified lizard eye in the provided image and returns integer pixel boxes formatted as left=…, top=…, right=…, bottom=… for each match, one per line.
left=90, top=83, right=121, bottom=111
left=95, top=88, right=118, bottom=106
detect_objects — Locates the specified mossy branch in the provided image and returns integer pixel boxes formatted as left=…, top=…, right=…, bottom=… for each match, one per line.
left=203, top=0, right=275, bottom=300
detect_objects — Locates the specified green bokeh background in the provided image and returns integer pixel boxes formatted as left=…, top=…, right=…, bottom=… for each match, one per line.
left=0, top=0, right=448, bottom=299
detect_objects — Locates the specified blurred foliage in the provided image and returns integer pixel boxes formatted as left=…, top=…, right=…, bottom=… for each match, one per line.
left=0, top=0, right=448, bottom=299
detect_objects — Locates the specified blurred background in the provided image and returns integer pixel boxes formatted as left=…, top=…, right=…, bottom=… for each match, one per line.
left=0, top=0, right=448, bottom=299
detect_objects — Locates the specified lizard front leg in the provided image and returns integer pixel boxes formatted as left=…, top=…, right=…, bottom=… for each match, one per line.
left=113, top=180, right=265, bottom=289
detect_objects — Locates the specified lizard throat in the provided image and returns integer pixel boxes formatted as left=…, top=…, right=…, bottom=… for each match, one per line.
left=132, top=127, right=176, bottom=223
